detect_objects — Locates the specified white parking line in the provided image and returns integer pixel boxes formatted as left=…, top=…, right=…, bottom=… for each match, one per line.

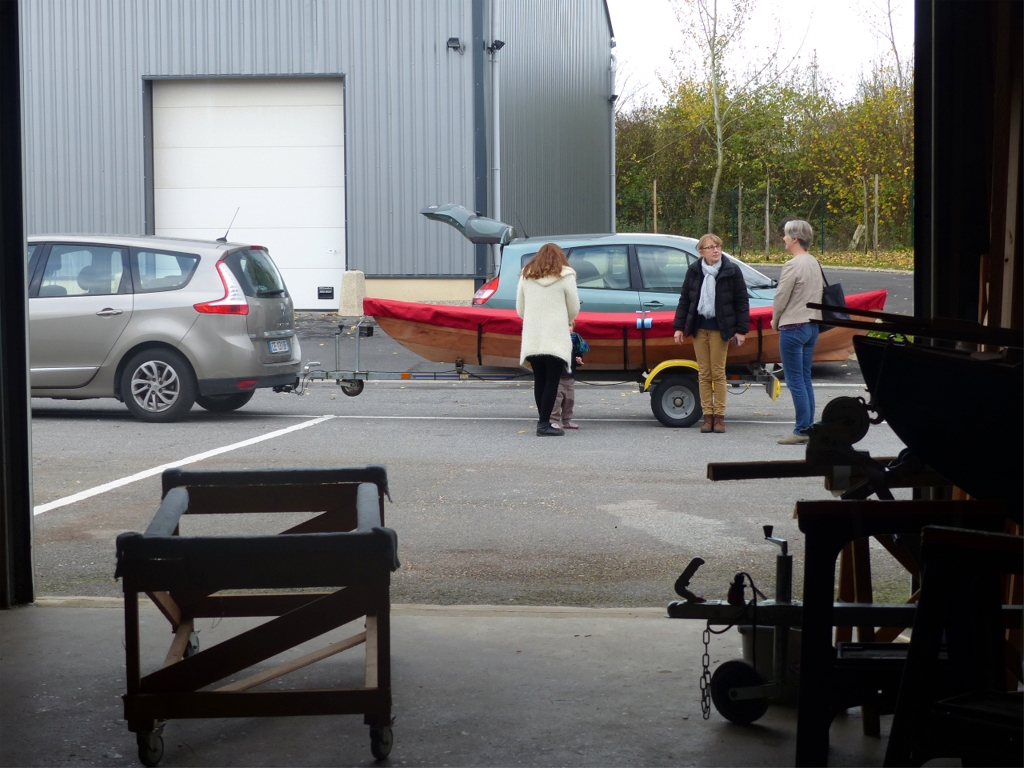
left=33, top=416, right=335, bottom=516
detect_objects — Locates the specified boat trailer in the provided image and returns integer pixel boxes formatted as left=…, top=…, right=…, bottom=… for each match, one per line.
left=294, top=315, right=782, bottom=428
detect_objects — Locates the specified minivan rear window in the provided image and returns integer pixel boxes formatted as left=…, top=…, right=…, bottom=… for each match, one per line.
left=223, top=249, right=288, bottom=298
left=131, top=249, right=199, bottom=293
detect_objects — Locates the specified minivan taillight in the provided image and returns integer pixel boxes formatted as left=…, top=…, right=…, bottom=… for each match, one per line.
left=194, top=261, right=249, bottom=315
left=473, top=276, right=500, bottom=305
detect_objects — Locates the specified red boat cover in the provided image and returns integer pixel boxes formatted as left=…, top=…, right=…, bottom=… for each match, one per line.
left=363, top=289, right=888, bottom=340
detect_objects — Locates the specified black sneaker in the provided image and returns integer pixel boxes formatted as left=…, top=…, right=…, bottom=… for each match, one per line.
left=537, top=424, right=564, bottom=436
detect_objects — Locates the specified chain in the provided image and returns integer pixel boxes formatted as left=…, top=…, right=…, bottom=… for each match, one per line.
left=700, top=621, right=713, bottom=719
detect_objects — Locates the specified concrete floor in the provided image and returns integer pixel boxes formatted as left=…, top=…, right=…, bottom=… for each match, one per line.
left=0, top=599, right=894, bottom=767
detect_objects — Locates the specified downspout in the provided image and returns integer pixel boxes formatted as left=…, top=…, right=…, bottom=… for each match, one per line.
left=609, top=39, right=617, bottom=233
left=471, top=0, right=488, bottom=288
left=490, top=0, right=501, bottom=276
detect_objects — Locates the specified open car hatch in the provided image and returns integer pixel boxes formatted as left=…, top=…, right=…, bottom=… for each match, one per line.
left=420, top=204, right=516, bottom=245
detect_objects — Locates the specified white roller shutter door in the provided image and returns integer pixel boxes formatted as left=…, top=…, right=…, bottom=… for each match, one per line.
left=153, top=78, right=345, bottom=310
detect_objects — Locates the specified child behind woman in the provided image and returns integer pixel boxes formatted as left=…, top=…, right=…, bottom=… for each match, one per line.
left=550, top=322, right=589, bottom=430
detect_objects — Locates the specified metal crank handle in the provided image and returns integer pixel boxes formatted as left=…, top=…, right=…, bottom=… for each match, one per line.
left=674, top=557, right=706, bottom=600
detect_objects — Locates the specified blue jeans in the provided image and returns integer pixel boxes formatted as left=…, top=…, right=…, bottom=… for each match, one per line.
left=779, top=324, right=819, bottom=434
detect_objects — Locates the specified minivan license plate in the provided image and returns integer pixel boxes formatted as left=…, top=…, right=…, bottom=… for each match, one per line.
left=268, top=339, right=290, bottom=354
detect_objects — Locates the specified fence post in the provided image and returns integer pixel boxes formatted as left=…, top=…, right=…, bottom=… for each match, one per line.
left=909, top=185, right=914, bottom=248
left=820, top=185, right=825, bottom=255
left=731, top=187, right=737, bottom=251
left=738, top=180, right=743, bottom=258
left=862, top=176, right=869, bottom=255
left=653, top=179, right=658, bottom=234
left=873, top=173, right=879, bottom=260
left=764, top=177, right=770, bottom=261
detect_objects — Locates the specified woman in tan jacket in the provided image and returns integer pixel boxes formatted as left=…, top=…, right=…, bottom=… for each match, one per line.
left=771, top=220, right=824, bottom=445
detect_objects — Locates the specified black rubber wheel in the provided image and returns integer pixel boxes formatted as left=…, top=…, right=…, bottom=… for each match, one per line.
left=136, top=731, right=164, bottom=767
left=341, top=380, right=365, bottom=397
left=710, top=659, right=770, bottom=724
left=195, top=390, right=256, bottom=412
left=120, top=349, right=197, bottom=422
left=650, top=375, right=702, bottom=428
left=370, top=725, right=393, bottom=760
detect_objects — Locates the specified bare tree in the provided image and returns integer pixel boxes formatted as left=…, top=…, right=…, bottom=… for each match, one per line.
left=613, top=66, right=653, bottom=117
left=862, top=0, right=911, bottom=90
left=672, top=0, right=805, bottom=232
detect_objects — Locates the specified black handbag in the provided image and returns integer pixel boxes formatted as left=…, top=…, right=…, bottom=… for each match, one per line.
left=817, top=264, right=849, bottom=333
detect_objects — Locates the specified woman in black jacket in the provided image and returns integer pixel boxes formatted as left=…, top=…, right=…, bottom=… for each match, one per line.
left=672, top=233, right=750, bottom=433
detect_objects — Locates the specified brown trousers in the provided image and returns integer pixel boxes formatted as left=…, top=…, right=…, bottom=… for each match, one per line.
left=692, top=328, right=730, bottom=416
left=549, top=376, right=575, bottom=423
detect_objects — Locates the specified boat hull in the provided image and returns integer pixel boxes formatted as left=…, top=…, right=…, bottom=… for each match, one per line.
left=364, top=290, right=889, bottom=370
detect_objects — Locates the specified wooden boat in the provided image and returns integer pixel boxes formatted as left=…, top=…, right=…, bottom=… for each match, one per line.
left=362, top=289, right=888, bottom=370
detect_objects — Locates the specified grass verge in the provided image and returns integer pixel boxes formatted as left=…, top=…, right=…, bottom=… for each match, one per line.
left=745, top=250, right=914, bottom=271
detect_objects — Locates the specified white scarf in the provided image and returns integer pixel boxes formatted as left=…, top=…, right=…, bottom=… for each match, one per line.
left=697, top=257, right=721, bottom=318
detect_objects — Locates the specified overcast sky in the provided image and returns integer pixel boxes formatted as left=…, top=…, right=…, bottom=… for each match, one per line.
left=605, top=0, right=915, bottom=106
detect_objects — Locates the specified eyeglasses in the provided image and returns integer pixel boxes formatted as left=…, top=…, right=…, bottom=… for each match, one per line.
left=699, top=245, right=721, bottom=251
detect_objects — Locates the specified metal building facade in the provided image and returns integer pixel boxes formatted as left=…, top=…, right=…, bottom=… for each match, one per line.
left=496, top=0, right=615, bottom=238
left=19, top=0, right=614, bottom=280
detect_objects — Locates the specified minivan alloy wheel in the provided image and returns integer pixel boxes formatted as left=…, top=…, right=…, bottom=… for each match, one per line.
left=132, top=360, right=180, bottom=411
left=120, top=349, right=198, bottom=422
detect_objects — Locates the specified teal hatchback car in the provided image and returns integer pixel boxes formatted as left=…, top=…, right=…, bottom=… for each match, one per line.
left=421, top=204, right=777, bottom=313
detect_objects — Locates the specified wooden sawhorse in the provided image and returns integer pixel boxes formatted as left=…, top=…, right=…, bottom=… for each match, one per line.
left=115, top=465, right=398, bottom=766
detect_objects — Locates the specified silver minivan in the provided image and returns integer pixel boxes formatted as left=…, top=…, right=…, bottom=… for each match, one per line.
left=26, top=235, right=301, bottom=421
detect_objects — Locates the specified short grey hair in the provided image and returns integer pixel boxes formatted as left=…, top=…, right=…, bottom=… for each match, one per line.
left=784, top=219, right=814, bottom=249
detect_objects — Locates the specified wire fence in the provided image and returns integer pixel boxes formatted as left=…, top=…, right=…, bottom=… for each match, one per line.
left=616, top=181, right=914, bottom=258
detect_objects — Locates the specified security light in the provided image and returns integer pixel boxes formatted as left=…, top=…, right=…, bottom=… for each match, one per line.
left=489, top=39, right=505, bottom=52
left=446, top=37, right=463, bottom=53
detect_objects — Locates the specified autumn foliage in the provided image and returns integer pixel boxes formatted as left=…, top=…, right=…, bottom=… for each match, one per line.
left=616, top=60, right=914, bottom=259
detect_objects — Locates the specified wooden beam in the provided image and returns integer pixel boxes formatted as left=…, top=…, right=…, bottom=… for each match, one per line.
left=182, top=484, right=356, bottom=516
left=851, top=537, right=876, bottom=643
left=280, top=510, right=358, bottom=535
left=708, top=460, right=832, bottom=481
left=184, top=593, right=333, bottom=618
left=162, top=620, right=195, bottom=668
left=215, top=632, right=366, bottom=692
left=365, top=616, right=378, bottom=689
left=125, top=688, right=391, bottom=720
left=124, top=588, right=141, bottom=697
left=873, top=534, right=921, bottom=579
left=141, top=587, right=371, bottom=694
left=796, top=499, right=1007, bottom=526
left=146, top=590, right=182, bottom=628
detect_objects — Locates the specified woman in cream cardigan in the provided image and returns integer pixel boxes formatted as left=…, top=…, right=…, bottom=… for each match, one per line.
left=771, top=219, right=824, bottom=445
left=516, top=243, right=580, bottom=436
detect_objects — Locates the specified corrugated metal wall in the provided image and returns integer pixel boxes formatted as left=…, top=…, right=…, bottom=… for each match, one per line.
left=497, top=0, right=614, bottom=237
left=19, top=0, right=612, bottom=277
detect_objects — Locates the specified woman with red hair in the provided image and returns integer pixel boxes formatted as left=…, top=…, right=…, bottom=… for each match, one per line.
left=516, top=243, right=581, bottom=436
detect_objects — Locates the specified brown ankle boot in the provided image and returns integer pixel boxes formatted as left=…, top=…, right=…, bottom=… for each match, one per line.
left=713, top=414, right=726, bottom=433
left=700, top=414, right=714, bottom=433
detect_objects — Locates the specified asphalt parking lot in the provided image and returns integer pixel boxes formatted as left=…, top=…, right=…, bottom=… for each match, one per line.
left=29, top=267, right=914, bottom=609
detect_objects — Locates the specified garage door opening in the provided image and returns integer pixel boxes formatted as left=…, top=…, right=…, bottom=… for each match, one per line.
left=152, top=77, right=346, bottom=311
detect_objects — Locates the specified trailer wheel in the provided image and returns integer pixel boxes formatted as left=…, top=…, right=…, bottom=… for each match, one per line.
left=136, top=731, right=164, bottom=767
left=650, top=375, right=702, bottom=428
left=370, top=726, right=393, bottom=760
left=710, top=660, right=769, bottom=724
left=183, top=631, right=199, bottom=658
left=341, top=380, right=364, bottom=397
